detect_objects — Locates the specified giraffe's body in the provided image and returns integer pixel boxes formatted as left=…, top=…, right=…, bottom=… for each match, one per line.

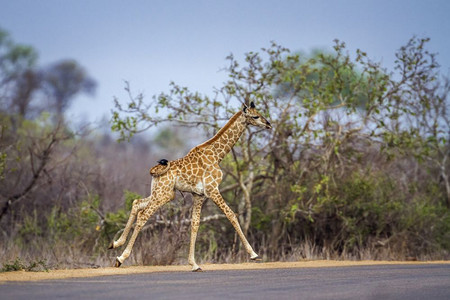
left=109, top=102, right=271, bottom=271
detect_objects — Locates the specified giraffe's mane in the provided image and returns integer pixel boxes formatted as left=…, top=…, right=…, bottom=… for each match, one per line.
left=196, top=110, right=243, bottom=149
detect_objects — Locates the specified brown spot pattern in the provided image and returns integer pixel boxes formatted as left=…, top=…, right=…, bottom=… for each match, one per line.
left=111, top=105, right=271, bottom=269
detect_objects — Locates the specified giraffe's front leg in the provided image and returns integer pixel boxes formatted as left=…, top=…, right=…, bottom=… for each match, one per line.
left=188, top=194, right=206, bottom=272
left=207, top=189, right=261, bottom=261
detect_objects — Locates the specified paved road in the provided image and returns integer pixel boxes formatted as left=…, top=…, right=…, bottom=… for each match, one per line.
left=1, top=264, right=449, bottom=299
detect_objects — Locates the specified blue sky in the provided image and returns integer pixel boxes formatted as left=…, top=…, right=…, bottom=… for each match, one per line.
left=1, top=0, right=449, bottom=124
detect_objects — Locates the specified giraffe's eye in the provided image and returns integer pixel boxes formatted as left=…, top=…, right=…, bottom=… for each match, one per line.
left=252, top=116, right=260, bottom=119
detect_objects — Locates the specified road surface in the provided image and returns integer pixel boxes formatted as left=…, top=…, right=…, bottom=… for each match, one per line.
left=1, top=264, right=449, bottom=299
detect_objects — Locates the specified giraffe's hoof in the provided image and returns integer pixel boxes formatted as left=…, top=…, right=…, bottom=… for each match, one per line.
left=114, top=258, right=122, bottom=268
left=108, top=242, right=114, bottom=250
left=192, top=267, right=203, bottom=272
left=250, top=255, right=263, bottom=262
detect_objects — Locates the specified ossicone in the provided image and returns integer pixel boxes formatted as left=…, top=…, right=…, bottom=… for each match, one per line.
left=243, top=102, right=256, bottom=113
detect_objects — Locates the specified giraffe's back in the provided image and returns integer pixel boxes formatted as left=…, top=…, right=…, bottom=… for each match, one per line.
left=168, top=149, right=222, bottom=194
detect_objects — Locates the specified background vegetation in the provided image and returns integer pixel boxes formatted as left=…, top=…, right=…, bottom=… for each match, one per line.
left=1, top=28, right=449, bottom=270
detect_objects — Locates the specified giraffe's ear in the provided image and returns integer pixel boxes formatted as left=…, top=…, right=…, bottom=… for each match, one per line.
left=242, top=103, right=248, bottom=113
left=250, top=101, right=255, bottom=108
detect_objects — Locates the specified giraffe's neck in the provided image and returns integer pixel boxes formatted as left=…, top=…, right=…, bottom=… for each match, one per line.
left=197, top=111, right=247, bottom=163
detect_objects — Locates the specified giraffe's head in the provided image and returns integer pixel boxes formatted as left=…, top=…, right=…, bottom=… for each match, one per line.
left=242, top=102, right=272, bottom=129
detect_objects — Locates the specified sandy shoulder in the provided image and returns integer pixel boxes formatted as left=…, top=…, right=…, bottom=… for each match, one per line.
left=1, top=260, right=449, bottom=282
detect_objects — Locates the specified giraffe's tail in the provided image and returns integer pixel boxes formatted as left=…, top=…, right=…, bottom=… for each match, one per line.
left=149, top=160, right=171, bottom=177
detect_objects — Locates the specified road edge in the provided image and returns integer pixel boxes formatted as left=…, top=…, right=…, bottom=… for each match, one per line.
left=1, top=260, right=449, bottom=282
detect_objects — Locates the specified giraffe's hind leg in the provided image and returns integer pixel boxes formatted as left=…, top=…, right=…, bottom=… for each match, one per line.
left=188, top=194, right=206, bottom=272
left=115, top=190, right=175, bottom=267
left=108, top=197, right=150, bottom=250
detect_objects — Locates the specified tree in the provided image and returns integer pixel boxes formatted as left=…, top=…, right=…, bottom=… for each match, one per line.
left=0, top=115, right=71, bottom=221
left=0, top=29, right=98, bottom=222
left=42, top=59, right=96, bottom=116
left=0, top=28, right=97, bottom=119
left=111, top=37, right=449, bottom=260
left=382, top=37, right=450, bottom=206
left=0, top=28, right=38, bottom=118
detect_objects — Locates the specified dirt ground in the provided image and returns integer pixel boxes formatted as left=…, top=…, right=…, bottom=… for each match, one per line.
left=1, top=260, right=449, bottom=282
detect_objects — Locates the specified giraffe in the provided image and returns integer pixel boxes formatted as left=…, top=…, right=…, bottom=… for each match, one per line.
left=108, top=102, right=272, bottom=271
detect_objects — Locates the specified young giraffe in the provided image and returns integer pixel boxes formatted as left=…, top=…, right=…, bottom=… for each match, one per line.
left=108, top=102, right=272, bottom=271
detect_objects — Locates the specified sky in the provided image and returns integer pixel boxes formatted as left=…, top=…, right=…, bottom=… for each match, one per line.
left=1, top=0, right=449, bottom=124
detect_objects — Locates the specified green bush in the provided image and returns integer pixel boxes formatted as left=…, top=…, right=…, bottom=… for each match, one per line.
left=1, top=258, right=49, bottom=272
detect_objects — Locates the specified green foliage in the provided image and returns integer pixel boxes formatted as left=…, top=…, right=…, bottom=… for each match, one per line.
left=276, top=42, right=380, bottom=113
left=43, top=60, right=96, bottom=115
left=109, top=36, right=449, bottom=261
left=46, top=198, right=100, bottom=241
left=1, top=258, right=49, bottom=272
left=12, top=190, right=143, bottom=260
left=0, top=152, right=6, bottom=179
left=1, top=258, right=27, bottom=272
left=287, top=169, right=450, bottom=256
left=250, top=206, right=272, bottom=231
left=153, top=128, right=184, bottom=150
left=103, top=190, right=143, bottom=240
left=2, top=32, right=450, bottom=267
left=123, top=190, right=141, bottom=210
left=0, top=28, right=37, bottom=77
left=13, top=195, right=103, bottom=247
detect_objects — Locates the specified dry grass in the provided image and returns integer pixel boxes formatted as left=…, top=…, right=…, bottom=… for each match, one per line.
left=1, top=260, right=449, bottom=282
